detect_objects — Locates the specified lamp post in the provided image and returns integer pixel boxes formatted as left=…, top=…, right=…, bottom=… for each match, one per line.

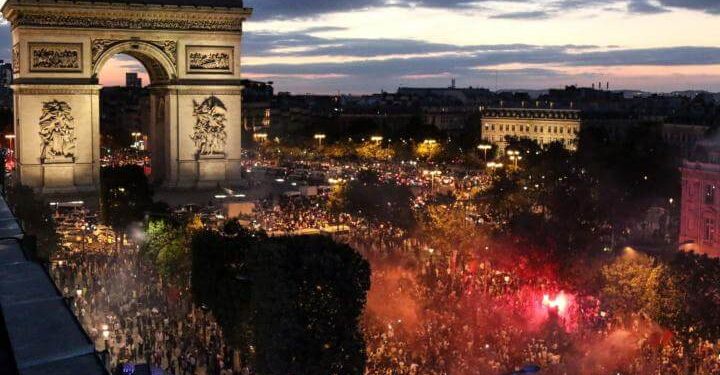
left=314, top=134, right=326, bottom=147
left=426, top=170, right=442, bottom=191
left=487, top=162, right=504, bottom=172
left=102, top=325, right=110, bottom=351
left=507, top=150, right=522, bottom=168
left=477, top=144, right=491, bottom=161
left=4, top=134, right=15, bottom=151
left=253, top=132, right=268, bottom=144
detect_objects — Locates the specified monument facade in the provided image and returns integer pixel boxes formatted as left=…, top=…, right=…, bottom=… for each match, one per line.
left=1, top=0, right=252, bottom=192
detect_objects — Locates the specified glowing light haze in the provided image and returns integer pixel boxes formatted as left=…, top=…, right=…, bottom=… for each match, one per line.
left=3, top=0, right=720, bottom=93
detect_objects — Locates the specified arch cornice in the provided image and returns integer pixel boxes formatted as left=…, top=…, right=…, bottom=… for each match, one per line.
left=93, top=40, right=178, bottom=83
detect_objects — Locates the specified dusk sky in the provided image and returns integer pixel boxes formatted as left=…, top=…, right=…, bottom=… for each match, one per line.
left=4, top=0, right=720, bottom=93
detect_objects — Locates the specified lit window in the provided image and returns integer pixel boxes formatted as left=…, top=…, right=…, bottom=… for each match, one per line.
left=705, top=184, right=715, bottom=205
left=705, top=218, right=716, bottom=242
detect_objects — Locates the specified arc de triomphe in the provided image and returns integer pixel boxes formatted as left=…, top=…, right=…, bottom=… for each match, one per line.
left=1, top=0, right=252, bottom=192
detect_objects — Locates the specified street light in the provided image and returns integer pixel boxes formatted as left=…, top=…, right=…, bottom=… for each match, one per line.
left=477, top=144, right=491, bottom=161
left=487, top=162, right=504, bottom=171
left=102, top=327, right=110, bottom=351
left=425, top=170, right=442, bottom=191
left=314, top=133, right=326, bottom=147
left=4, top=134, right=15, bottom=151
left=507, top=150, right=522, bottom=168
left=253, top=132, right=268, bottom=143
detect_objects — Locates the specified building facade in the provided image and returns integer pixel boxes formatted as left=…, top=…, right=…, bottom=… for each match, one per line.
left=481, top=107, right=581, bottom=151
left=680, top=146, right=720, bottom=258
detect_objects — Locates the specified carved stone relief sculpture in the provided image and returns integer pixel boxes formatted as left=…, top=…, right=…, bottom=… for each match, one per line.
left=186, top=46, right=233, bottom=74
left=191, top=96, right=227, bottom=157
left=29, top=43, right=82, bottom=72
left=39, top=100, right=76, bottom=163
left=12, top=45, right=19, bottom=74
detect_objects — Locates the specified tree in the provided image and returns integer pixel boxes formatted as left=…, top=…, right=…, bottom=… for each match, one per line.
left=355, top=141, right=395, bottom=161
left=414, top=140, right=442, bottom=161
left=338, top=174, right=416, bottom=230
left=251, top=236, right=370, bottom=375
left=100, top=165, right=153, bottom=231
left=141, top=218, right=192, bottom=286
left=191, top=231, right=371, bottom=374
left=601, top=250, right=664, bottom=317
left=652, top=251, right=720, bottom=341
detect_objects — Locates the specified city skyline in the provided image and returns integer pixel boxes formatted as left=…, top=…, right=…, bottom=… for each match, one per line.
left=5, top=0, right=720, bottom=93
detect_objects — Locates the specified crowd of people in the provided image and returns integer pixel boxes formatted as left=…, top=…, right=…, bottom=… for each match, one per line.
left=51, top=209, right=250, bottom=375
left=41, top=154, right=720, bottom=374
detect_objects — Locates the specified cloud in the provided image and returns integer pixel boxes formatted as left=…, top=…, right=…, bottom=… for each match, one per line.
left=241, top=28, right=720, bottom=92
left=490, top=10, right=550, bottom=19
left=628, top=0, right=668, bottom=14
left=659, top=0, right=720, bottom=14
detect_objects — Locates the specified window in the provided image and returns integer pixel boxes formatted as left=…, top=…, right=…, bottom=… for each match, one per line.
left=705, top=218, right=716, bottom=242
left=705, top=184, right=716, bottom=205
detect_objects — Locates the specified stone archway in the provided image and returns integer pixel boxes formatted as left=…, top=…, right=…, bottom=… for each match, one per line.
left=2, top=0, right=252, bottom=192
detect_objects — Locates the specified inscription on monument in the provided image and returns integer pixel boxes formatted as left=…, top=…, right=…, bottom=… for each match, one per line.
left=186, top=46, right=233, bottom=74
left=191, top=96, right=227, bottom=157
left=39, top=100, right=76, bottom=163
left=30, top=43, right=83, bottom=72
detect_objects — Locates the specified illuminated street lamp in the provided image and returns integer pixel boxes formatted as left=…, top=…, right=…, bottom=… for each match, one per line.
left=102, top=326, right=110, bottom=350
left=486, top=162, right=504, bottom=171
left=4, top=134, right=15, bottom=151
left=507, top=150, right=522, bottom=168
left=314, top=133, right=326, bottom=147
left=477, top=144, right=491, bottom=161
left=253, top=132, right=268, bottom=144
left=425, top=170, right=442, bottom=190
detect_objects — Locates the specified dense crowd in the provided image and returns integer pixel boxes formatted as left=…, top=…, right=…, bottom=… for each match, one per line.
left=43, top=156, right=720, bottom=374
left=51, top=209, right=249, bottom=375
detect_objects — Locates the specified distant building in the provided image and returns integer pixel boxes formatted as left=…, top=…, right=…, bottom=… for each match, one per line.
left=100, top=86, right=150, bottom=149
left=125, top=72, right=142, bottom=88
left=241, top=80, right=273, bottom=137
left=0, top=60, right=12, bottom=87
left=662, top=123, right=708, bottom=158
left=680, top=141, right=720, bottom=258
left=481, top=107, right=581, bottom=151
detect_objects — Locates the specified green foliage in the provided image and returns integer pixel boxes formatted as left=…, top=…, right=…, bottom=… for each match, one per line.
left=251, top=236, right=370, bottom=375
left=355, top=141, right=395, bottom=161
left=601, top=250, right=664, bottom=317
left=100, top=165, right=154, bottom=231
left=191, top=231, right=370, bottom=374
left=652, top=251, right=720, bottom=341
left=141, top=219, right=191, bottom=286
left=482, top=124, right=681, bottom=275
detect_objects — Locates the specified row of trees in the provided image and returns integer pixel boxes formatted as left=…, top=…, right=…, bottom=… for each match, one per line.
left=601, top=249, right=720, bottom=344
left=481, top=123, right=680, bottom=277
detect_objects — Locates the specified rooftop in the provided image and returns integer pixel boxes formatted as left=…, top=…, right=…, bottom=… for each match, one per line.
left=5, top=0, right=247, bottom=10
